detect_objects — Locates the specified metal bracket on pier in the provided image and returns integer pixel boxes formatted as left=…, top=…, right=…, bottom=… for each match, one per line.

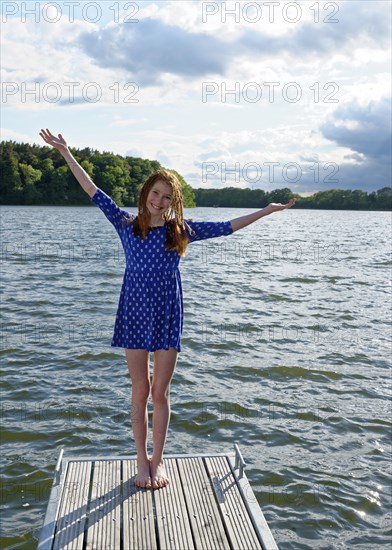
left=54, top=448, right=64, bottom=486
left=234, top=443, right=246, bottom=478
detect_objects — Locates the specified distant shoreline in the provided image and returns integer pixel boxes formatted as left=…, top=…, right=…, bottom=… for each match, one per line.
left=1, top=140, right=391, bottom=210
left=2, top=204, right=391, bottom=212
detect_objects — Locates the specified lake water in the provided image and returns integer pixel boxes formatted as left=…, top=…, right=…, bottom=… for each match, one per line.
left=1, top=205, right=391, bottom=549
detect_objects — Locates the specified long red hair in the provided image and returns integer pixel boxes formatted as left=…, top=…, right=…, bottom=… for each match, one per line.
left=123, top=169, right=191, bottom=256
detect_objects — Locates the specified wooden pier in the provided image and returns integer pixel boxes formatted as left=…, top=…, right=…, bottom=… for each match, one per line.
left=38, top=445, right=278, bottom=550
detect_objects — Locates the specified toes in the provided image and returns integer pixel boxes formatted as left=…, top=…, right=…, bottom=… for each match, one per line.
left=151, top=476, right=168, bottom=489
left=152, top=478, right=159, bottom=489
left=152, top=477, right=160, bottom=489
left=135, top=475, right=152, bottom=489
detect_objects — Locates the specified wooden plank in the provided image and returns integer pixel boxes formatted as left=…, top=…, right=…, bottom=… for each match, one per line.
left=53, top=460, right=92, bottom=550
left=205, top=456, right=263, bottom=550
left=177, top=457, right=230, bottom=550
left=85, top=460, right=121, bottom=550
left=153, top=459, right=195, bottom=550
left=122, top=459, right=157, bottom=550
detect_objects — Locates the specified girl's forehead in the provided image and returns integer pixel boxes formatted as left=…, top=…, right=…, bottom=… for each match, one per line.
left=152, top=180, right=172, bottom=194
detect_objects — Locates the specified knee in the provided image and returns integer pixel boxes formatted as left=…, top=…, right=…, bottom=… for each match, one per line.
left=132, top=382, right=150, bottom=404
left=151, top=384, right=170, bottom=406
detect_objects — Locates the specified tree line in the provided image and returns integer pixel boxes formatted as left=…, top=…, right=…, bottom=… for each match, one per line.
left=0, top=141, right=196, bottom=207
left=194, top=186, right=392, bottom=210
left=1, top=141, right=390, bottom=210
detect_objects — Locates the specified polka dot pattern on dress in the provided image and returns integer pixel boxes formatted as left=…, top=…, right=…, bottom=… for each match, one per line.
left=90, top=188, right=233, bottom=352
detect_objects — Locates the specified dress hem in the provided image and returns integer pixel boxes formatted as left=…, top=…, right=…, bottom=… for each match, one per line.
left=110, top=342, right=181, bottom=352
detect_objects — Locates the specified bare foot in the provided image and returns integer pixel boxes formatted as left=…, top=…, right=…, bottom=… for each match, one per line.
left=134, top=459, right=151, bottom=489
left=150, top=459, right=169, bottom=489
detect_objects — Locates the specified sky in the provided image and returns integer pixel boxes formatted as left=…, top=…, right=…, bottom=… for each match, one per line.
left=1, top=0, right=391, bottom=194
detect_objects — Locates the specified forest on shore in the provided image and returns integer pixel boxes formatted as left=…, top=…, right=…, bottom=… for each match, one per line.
left=1, top=141, right=391, bottom=210
left=193, top=186, right=392, bottom=210
left=0, top=141, right=196, bottom=207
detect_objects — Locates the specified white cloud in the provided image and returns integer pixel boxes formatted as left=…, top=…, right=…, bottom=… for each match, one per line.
left=0, top=128, right=38, bottom=143
left=1, top=0, right=391, bottom=192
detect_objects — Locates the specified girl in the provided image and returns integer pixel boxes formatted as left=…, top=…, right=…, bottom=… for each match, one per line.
left=39, top=129, right=295, bottom=490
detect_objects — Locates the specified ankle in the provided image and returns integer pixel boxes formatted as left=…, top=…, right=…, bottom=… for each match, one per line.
left=136, top=453, right=150, bottom=464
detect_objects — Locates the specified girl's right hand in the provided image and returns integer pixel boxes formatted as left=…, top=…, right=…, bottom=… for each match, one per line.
left=39, top=128, right=68, bottom=151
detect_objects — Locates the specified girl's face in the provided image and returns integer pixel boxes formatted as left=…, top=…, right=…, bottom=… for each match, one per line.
left=146, top=180, right=173, bottom=222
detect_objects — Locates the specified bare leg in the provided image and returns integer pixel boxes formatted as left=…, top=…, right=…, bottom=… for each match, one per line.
left=150, top=347, right=178, bottom=489
left=125, top=349, right=151, bottom=488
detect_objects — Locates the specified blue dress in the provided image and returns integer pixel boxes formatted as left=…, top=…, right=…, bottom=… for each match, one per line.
left=90, top=188, right=233, bottom=352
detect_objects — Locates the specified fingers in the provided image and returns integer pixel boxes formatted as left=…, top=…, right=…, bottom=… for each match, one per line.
left=39, top=129, right=49, bottom=142
left=40, top=128, right=53, bottom=139
left=39, top=128, right=65, bottom=147
left=283, top=199, right=296, bottom=209
left=40, top=128, right=50, bottom=140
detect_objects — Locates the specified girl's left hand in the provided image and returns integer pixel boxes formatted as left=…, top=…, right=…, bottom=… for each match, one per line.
left=267, top=198, right=296, bottom=212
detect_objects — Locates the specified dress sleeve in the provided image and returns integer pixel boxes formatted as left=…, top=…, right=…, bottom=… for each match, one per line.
left=185, top=219, right=233, bottom=243
left=90, top=188, right=133, bottom=233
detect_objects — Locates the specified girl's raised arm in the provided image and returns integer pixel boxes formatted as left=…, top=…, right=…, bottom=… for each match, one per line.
left=230, top=198, right=296, bottom=232
left=39, top=129, right=97, bottom=198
